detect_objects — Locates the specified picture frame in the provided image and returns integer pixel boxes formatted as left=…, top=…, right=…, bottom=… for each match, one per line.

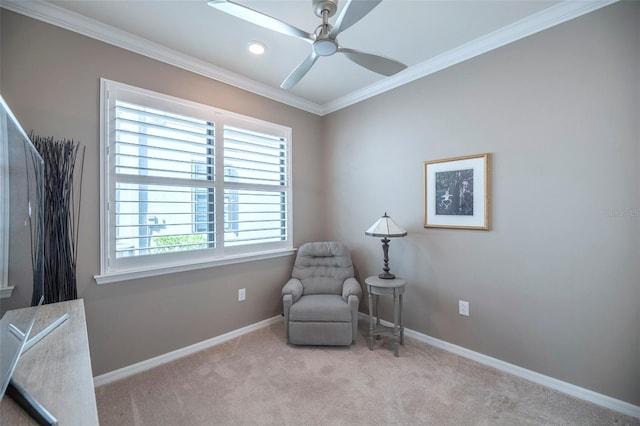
left=423, top=153, right=490, bottom=230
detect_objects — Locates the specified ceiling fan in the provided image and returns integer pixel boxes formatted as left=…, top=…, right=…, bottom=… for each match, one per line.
left=207, top=0, right=407, bottom=89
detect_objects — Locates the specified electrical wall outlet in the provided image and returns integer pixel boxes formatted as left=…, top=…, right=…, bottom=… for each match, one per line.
left=238, top=288, right=246, bottom=302
left=459, top=300, right=469, bottom=316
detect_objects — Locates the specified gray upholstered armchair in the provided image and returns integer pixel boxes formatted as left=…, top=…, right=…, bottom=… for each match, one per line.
left=282, top=242, right=362, bottom=346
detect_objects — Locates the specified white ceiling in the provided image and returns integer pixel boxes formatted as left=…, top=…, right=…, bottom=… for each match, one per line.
left=2, top=0, right=615, bottom=115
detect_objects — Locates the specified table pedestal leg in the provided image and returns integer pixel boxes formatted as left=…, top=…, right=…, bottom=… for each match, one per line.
left=367, top=286, right=374, bottom=351
left=400, top=293, right=404, bottom=346
left=393, top=290, right=400, bottom=357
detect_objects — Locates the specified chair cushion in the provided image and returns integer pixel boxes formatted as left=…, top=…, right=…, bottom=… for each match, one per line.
left=289, top=294, right=351, bottom=322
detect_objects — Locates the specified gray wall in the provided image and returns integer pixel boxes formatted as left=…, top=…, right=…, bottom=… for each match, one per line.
left=323, top=1, right=639, bottom=405
left=2, top=1, right=639, bottom=407
left=1, top=10, right=326, bottom=375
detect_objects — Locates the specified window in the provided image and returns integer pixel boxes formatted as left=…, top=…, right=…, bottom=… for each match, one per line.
left=97, top=79, right=292, bottom=282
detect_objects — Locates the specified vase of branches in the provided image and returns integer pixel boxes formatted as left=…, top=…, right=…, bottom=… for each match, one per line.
left=30, top=133, right=84, bottom=304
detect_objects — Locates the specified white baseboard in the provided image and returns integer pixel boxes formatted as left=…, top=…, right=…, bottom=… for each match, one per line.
left=93, top=315, right=282, bottom=387
left=358, top=312, right=640, bottom=419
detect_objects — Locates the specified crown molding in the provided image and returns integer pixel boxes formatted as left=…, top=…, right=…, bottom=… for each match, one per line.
left=320, top=0, right=619, bottom=115
left=0, top=0, right=324, bottom=116
left=1, top=0, right=619, bottom=117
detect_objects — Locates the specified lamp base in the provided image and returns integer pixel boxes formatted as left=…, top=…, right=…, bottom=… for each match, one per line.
left=378, top=272, right=396, bottom=280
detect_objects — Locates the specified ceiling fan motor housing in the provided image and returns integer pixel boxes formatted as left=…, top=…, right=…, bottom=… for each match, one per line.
left=312, top=0, right=338, bottom=18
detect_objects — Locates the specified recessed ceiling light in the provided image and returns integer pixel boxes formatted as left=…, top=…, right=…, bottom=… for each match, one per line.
left=248, top=41, right=266, bottom=55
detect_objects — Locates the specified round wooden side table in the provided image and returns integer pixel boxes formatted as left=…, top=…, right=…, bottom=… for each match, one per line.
left=365, top=275, right=407, bottom=357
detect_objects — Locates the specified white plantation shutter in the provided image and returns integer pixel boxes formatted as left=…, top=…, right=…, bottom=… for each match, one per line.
left=223, top=126, right=288, bottom=247
left=100, top=80, right=292, bottom=276
left=114, top=101, right=216, bottom=258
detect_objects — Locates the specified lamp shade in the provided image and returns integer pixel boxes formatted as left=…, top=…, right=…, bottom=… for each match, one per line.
left=365, top=213, right=407, bottom=238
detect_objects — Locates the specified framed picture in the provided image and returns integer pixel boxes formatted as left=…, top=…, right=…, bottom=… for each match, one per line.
left=423, top=153, right=490, bottom=230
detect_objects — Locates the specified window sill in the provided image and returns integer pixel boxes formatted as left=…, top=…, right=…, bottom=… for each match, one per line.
left=94, top=248, right=296, bottom=285
left=0, top=285, right=15, bottom=299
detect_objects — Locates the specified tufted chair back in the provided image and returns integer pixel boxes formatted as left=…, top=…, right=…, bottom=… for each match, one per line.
left=292, top=241, right=355, bottom=296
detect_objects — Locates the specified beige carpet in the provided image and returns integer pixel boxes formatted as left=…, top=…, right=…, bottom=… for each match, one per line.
left=96, top=319, right=639, bottom=425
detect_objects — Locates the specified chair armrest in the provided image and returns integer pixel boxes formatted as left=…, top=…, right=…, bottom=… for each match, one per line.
left=342, top=277, right=362, bottom=302
left=282, top=278, right=303, bottom=304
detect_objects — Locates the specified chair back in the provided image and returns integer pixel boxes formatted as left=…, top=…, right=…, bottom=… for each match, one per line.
left=292, top=242, right=355, bottom=295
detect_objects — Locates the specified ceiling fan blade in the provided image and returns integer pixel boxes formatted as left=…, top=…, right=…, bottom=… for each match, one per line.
left=338, top=48, right=406, bottom=76
left=280, top=52, right=319, bottom=90
left=331, top=0, right=382, bottom=38
left=208, top=0, right=313, bottom=43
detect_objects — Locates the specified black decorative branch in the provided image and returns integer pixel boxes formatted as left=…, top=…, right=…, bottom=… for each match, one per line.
left=23, top=139, right=45, bottom=306
left=30, top=133, right=85, bottom=304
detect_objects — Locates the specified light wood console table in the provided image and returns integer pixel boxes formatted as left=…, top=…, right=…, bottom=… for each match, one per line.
left=0, top=299, right=99, bottom=425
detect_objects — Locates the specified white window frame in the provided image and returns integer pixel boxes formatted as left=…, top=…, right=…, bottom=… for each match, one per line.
left=0, top=98, right=12, bottom=297
left=95, top=79, right=293, bottom=284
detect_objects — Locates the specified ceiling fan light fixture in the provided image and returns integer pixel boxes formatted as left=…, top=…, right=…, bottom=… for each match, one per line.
left=248, top=40, right=266, bottom=55
left=314, top=38, right=338, bottom=56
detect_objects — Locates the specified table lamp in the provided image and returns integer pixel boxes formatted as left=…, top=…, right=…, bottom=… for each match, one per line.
left=365, top=213, right=407, bottom=279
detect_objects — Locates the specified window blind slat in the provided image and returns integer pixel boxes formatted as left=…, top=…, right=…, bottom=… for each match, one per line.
left=117, top=104, right=215, bottom=133
left=116, top=137, right=215, bottom=158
